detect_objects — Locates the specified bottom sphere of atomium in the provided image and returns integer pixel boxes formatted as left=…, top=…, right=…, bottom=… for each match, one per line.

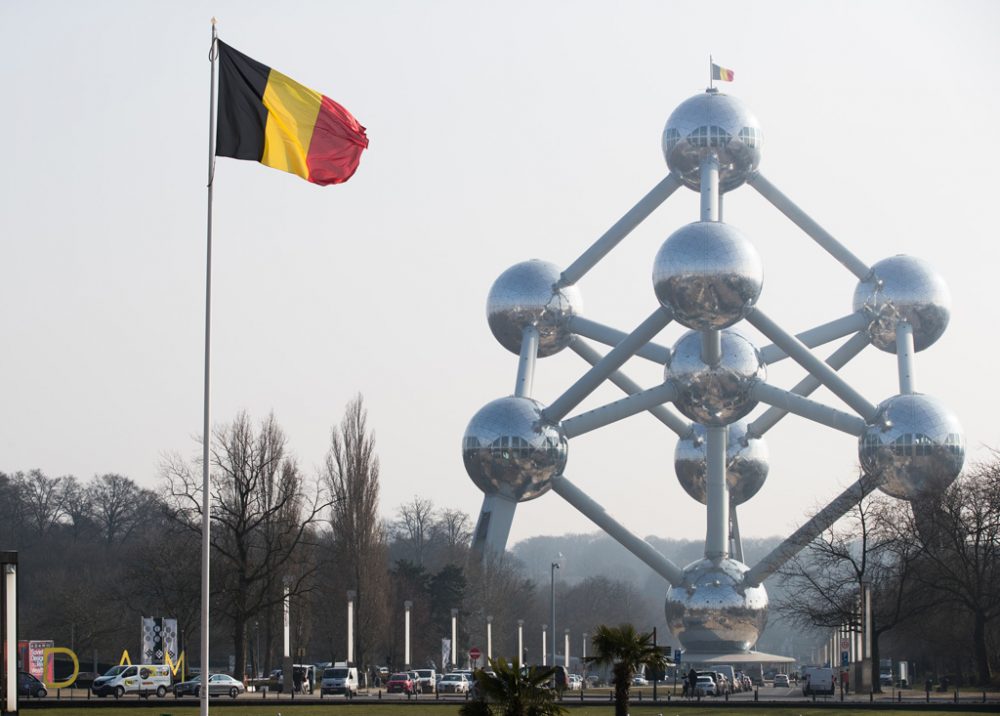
left=665, top=558, right=768, bottom=654
left=462, top=396, right=567, bottom=502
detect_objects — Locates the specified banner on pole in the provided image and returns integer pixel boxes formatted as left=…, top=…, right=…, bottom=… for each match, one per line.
left=441, top=639, right=451, bottom=670
left=141, top=617, right=179, bottom=665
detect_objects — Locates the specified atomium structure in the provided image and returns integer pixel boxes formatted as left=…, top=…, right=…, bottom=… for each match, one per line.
left=462, top=87, right=965, bottom=658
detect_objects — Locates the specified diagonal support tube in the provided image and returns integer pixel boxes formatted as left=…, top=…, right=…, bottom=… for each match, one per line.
left=568, top=315, right=671, bottom=364
left=569, top=339, right=691, bottom=438
left=748, top=172, right=872, bottom=281
left=559, top=174, right=682, bottom=287
left=561, top=383, right=677, bottom=439
left=543, top=307, right=673, bottom=423
left=744, top=472, right=881, bottom=586
left=730, top=504, right=744, bottom=563
left=759, top=312, right=869, bottom=365
left=551, top=474, right=684, bottom=586
left=751, top=382, right=867, bottom=436
left=746, top=308, right=878, bottom=421
left=749, top=332, right=871, bottom=438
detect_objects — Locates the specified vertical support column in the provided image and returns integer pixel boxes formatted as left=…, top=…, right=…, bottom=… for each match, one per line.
left=450, top=609, right=458, bottom=669
left=863, top=583, right=872, bottom=660
left=896, top=322, right=916, bottom=394
left=3, top=554, right=16, bottom=715
left=404, top=601, right=413, bottom=670
left=705, top=426, right=729, bottom=559
left=542, top=626, right=547, bottom=666
left=700, top=153, right=720, bottom=222
left=564, top=630, right=570, bottom=669
left=486, top=616, right=493, bottom=661
left=515, top=325, right=539, bottom=398
left=517, top=620, right=524, bottom=665
left=582, top=633, right=587, bottom=664
left=346, top=591, right=356, bottom=665
left=282, top=581, right=293, bottom=693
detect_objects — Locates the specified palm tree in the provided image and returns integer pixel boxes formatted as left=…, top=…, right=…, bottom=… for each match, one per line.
left=585, top=624, right=668, bottom=716
left=459, top=657, right=566, bottom=716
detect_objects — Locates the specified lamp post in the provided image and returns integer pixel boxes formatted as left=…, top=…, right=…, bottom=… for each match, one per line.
left=404, top=601, right=413, bottom=670
left=541, top=625, right=547, bottom=666
left=517, top=620, right=524, bottom=666
left=550, top=555, right=561, bottom=669
left=564, top=629, right=570, bottom=669
left=347, top=590, right=356, bottom=665
left=486, top=616, right=493, bottom=661
left=451, top=609, right=459, bottom=669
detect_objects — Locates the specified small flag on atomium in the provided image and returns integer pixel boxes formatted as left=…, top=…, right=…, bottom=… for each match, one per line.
left=711, top=63, right=735, bottom=82
left=215, top=41, right=368, bottom=185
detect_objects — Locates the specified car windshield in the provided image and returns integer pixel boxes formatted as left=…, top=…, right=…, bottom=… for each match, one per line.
left=325, top=668, right=349, bottom=678
left=444, top=673, right=464, bottom=680
left=390, top=673, right=409, bottom=680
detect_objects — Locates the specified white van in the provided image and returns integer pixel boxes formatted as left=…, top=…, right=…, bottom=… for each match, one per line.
left=801, top=666, right=835, bottom=696
left=92, top=664, right=172, bottom=698
left=320, top=663, right=358, bottom=695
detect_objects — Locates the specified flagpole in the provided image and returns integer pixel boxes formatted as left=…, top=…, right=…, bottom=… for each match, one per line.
left=201, top=17, right=218, bottom=716
left=709, top=54, right=714, bottom=91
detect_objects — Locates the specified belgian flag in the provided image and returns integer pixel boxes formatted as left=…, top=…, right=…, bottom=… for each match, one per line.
left=216, top=41, right=368, bottom=185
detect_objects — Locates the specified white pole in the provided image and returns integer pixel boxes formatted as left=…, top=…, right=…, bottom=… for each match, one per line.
left=4, top=563, right=16, bottom=713
left=404, top=601, right=412, bottom=669
left=283, top=585, right=290, bottom=657
left=517, top=620, right=524, bottom=665
left=346, top=591, right=355, bottom=664
left=582, top=633, right=587, bottom=663
left=450, top=609, right=458, bottom=669
left=896, top=321, right=916, bottom=394
left=486, top=616, right=493, bottom=661
left=541, top=626, right=547, bottom=666
left=564, top=629, right=570, bottom=669
left=200, top=19, right=219, bottom=716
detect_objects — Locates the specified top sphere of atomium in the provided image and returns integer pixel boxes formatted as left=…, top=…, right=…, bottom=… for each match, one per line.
left=462, top=396, right=567, bottom=502
left=853, top=255, right=951, bottom=353
left=653, top=221, right=763, bottom=330
left=665, top=558, right=769, bottom=653
left=859, top=393, right=965, bottom=501
left=487, top=260, right=583, bottom=357
left=662, top=90, right=762, bottom=193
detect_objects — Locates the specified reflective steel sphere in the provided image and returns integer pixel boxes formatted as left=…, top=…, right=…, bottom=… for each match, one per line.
left=662, top=90, right=762, bottom=192
left=859, top=393, right=965, bottom=501
left=665, top=558, right=769, bottom=653
left=652, top=222, right=763, bottom=330
left=674, top=420, right=769, bottom=506
left=853, top=255, right=951, bottom=353
left=487, top=260, right=583, bottom=357
left=665, top=330, right=765, bottom=426
left=463, top=396, right=567, bottom=502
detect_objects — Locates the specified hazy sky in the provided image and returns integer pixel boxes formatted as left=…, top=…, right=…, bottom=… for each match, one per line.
left=3, top=1, right=997, bottom=550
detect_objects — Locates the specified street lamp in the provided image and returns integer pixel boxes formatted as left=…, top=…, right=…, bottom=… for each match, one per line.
left=550, top=554, right=561, bottom=669
left=486, top=616, right=493, bottom=661
left=451, top=609, right=459, bottom=669
left=517, top=620, right=524, bottom=666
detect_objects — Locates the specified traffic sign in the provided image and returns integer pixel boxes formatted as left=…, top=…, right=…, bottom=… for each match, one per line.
left=469, top=647, right=482, bottom=661
left=840, top=638, right=850, bottom=650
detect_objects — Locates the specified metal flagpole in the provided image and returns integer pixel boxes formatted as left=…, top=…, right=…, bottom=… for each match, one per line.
left=709, top=54, right=714, bottom=90
left=201, top=17, right=219, bottom=716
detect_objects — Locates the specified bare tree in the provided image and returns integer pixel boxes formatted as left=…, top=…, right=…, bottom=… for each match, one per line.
left=908, top=461, right=1000, bottom=686
left=325, top=395, right=389, bottom=671
left=87, top=473, right=155, bottom=545
left=776, top=494, right=931, bottom=691
left=16, top=469, right=66, bottom=536
left=163, top=411, right=330, bottom=681
left=392, top=496, right=438, bottom=567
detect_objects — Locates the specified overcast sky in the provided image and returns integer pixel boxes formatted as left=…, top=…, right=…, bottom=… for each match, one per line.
left=2, top=1, right=997, bottom=551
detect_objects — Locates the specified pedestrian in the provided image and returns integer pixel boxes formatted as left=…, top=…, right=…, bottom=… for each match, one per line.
left=687, top=667, right=698, bottom=697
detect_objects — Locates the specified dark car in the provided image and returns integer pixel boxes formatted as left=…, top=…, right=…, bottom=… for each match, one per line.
left=18, top=672, right=48, bottom=698
left=386, top=672, right=415, bottom=694
left=73, top=671, right=99, bottom=690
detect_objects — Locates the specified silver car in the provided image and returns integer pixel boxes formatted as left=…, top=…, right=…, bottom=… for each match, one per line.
left=173, top=673, right=245, bottom=698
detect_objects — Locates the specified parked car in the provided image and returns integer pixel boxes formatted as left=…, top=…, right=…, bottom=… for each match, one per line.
left=173, top=673, right=245, bottom=698
left=631, top=674, right=648, bottom=686
left=320, top=664, right=358, bottom=695
left=72, top=671, right=99, bottom=690
left=695, top=675, right=716, bottom=696
left=18, top=672, right=47, bottom=698
left=438, top=672, right=470, bottom=694
left=567, top=674, right=582, bottom=690
left=414, top=668, right=436, bottom=693
left=386, top=672, right=415, bottom=694
left=92, top=664, right=171, bottom=698
left=774, top=673, right=790, bottom=688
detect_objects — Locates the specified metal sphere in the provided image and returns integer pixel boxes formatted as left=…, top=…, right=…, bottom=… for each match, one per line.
left=487, top=260, right=582, bottom=357
left=662, top=90, right=762, bottom=192
left=652, top=222, right=763, bottom=330
left=674, top=420, right=769, bottom=506
left=665, top=330, right=765, bottom=426
left=665, top=558, right=769, bottom=653
left=859, top=393, right=965, bottom=501
left=462, top=396, right=567, bottom=502
left=853, top=255, right=951, bottom=353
